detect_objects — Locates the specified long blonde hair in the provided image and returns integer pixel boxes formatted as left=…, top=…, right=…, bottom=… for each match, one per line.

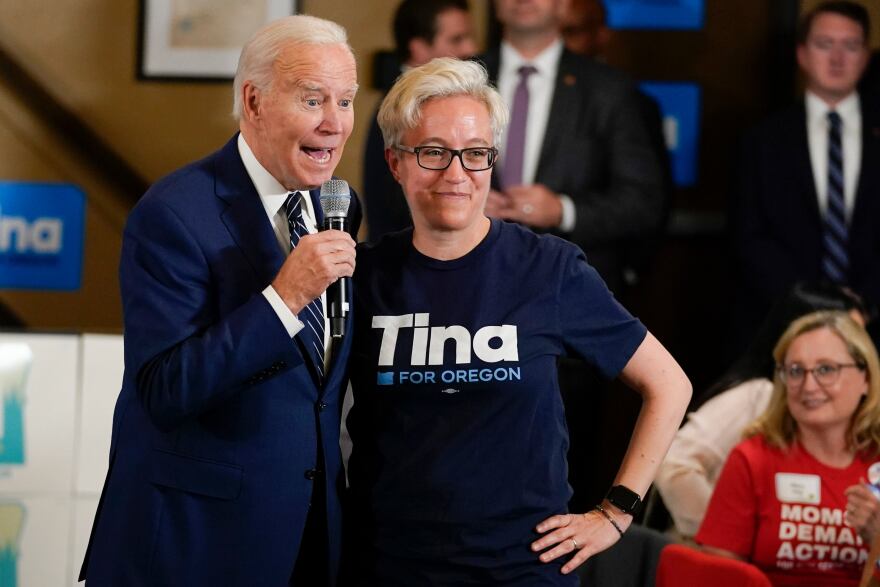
left=745, top=310, right=880, bottom=453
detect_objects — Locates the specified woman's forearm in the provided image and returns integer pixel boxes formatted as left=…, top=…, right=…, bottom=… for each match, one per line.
left=605, top=332, right=692, bottom=512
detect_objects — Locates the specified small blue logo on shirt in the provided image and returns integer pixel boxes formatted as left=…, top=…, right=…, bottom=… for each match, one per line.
left=377, top=372, right=394, bottom=386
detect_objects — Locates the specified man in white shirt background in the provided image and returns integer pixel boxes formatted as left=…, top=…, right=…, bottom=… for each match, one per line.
left=478, top=0, right=667, bottom=515
left=480, top=0, right=665, bottom=296
left=731, top=0, right=880, bottom=350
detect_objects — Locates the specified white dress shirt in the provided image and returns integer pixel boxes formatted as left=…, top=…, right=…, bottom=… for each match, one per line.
left=238, top=134, right=332, bottom=367
left=496, top=39, right=575, bottom=231
left=805, top=91, right=862, bottom=223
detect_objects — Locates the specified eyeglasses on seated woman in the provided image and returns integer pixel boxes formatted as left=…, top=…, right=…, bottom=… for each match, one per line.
left=697, top=310, right=880, bottom=587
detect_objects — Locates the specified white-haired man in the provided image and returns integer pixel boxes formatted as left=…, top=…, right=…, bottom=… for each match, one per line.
left=79, top=15, right=360, bottom=586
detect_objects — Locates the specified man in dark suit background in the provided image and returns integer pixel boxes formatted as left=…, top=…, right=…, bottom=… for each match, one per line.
left=79, top=15, right=360, bottom=586
left=363, top=0, right=477, bottom=242
left=482, top=0, right=665, bottom=294
left=731, top=1, right=879, bottom=347
left=479, top=0, right=665, bottom=515
left=558, top=0, right=674, bottom=282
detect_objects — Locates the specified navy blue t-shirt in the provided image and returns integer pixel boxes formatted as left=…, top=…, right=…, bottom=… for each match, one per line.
left=347, top=219, right=647, bottom=586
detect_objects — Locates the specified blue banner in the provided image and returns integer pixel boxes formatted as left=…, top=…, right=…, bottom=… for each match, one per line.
left=606, top=0, right=704, bottom=30
left=0, top=182, right=85, bottom=291
left=639, top=82, right=701, bottom=188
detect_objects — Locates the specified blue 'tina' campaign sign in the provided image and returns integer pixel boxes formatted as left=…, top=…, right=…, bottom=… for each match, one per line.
left=0, top=182, right=85, bottom=291
left=639, top=82, right=701, bottom=187
left=605, top=0, right=704, bottom=30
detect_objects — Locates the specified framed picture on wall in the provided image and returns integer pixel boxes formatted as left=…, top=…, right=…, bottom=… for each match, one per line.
left=138, top=0, right=297, bottom=81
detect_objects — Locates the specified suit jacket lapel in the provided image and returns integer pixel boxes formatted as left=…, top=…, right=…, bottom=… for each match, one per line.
left=852, top=99, right=880, bottom=225
left=324, top=275, right=355, bottom=393
left=535, top=50, right=579, bottom=184
left=794, top=103, right=822, bottom=221
left=215, top=135, right=285, bottom=287
left=479, top=50, right=504, bottom=191
left=480, top=48, right=576, bottom=187
left=214, top=134, right=323, bottom=384
left=480, top=49, right=500, bottom=84
left=309, top=188, right=325, bottom=227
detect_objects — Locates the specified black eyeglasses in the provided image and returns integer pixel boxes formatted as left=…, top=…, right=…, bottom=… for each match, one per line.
left=396, top=145, right=498, bottom=171
left=776, top=362, right=865, bottom=387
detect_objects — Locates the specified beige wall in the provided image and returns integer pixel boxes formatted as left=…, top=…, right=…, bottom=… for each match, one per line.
left=0, top=78, right=128, bottom=331
left=0, top=1, right=486, bottom=330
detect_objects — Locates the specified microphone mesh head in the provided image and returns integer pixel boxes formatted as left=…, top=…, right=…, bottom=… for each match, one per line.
left=320, top=179, right=351, bottom=218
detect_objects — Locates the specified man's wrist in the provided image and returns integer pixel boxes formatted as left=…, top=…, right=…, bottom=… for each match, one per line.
left=263, top=285, right=304, bottom=338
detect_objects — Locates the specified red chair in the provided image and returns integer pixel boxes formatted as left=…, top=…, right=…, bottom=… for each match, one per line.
left=655, top=544, right=772, bottom=587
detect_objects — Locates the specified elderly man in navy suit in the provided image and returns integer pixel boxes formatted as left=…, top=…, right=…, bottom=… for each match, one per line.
left=79, top=15, right=360, bottom=586
left=732, top=1, right=879, bottom=347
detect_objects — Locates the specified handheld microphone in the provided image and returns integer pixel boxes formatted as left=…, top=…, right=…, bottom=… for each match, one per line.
left=319, top=179, right=352, bottom=338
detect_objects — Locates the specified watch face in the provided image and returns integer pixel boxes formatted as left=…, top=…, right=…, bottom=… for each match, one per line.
left=607, top=485, right=641, bottom=514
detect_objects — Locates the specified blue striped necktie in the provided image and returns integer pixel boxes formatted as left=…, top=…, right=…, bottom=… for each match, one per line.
left=821, top=111, right=848, bottom=284
left=285, top=192, right=325, bottom=380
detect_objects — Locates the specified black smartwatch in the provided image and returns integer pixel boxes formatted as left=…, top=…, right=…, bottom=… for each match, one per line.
left=605, top=485, right=642, bottom=516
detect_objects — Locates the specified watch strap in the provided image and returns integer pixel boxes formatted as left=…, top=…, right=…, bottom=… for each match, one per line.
left=605, top=484, right=642, bottom=515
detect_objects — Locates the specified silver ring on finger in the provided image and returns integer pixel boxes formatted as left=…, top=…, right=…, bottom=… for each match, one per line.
left=522, top=203, right=534, bottom=215
left=570, top=538, right=579, bottom=550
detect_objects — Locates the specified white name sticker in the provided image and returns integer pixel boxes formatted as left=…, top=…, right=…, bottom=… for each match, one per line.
left=868, top=461, right=880, bottom=486
left=775, top=473, right=821, bottom=504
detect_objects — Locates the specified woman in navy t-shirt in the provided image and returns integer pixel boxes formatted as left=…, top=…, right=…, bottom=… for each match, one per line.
left=346, top=57, right=692, bottom=586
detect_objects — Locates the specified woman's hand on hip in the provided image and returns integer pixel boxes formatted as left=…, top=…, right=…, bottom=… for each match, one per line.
left=531, top=508, right=630, bottom=574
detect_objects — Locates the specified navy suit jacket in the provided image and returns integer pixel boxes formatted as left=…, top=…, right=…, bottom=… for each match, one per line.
left=731, top=94, right=880, bottom=336
left=80, top=135, right=361, bottom=586
left=479, top=47, right=666, bottom=290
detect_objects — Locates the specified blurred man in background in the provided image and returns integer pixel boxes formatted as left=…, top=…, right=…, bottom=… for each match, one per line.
left=731, top=1, right=880, bottom=349
left=559, top=0, right=611, bottom=58
left=480, top=0, right=666, bottom=515
left=363, top=0, right=477, bottom=241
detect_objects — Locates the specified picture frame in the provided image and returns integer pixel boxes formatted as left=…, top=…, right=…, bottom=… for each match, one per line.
left=138, top=0, right=297, bottom=81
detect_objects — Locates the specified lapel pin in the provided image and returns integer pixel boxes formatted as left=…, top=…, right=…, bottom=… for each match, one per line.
left=563, top=74, right=576, bottom=87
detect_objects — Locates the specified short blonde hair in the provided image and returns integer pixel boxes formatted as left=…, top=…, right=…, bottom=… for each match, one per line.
left=377, top=57, right=509, bottom=148
left=746, top=310, right=880, bottom=454
left=233, top=15, right=351, bottom=120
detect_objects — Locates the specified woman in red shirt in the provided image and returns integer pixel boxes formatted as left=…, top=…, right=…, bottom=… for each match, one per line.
left=697, top=311, right=880, bottom=586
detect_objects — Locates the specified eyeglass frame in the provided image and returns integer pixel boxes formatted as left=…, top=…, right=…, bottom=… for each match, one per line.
left=395, top=144, right=499, bottom=171
left=776, top=362, right=866, bottom=387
